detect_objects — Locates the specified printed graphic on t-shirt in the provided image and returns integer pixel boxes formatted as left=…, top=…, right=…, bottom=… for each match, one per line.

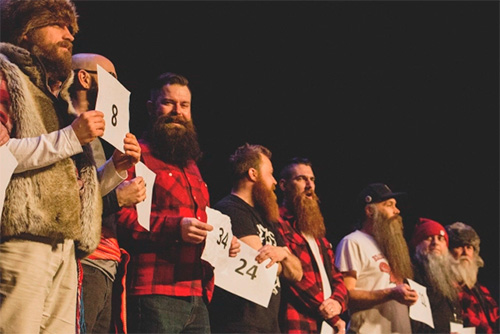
left=256, top=223, right=280, bottom=294
left=373, top=253, right=398, bottom=284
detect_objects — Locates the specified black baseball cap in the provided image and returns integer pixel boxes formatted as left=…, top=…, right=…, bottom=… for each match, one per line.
left=357, top=183, right=406, bottom=206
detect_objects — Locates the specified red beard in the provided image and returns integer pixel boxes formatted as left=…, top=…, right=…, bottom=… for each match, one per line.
left=252, top=176, right=280, bottom=222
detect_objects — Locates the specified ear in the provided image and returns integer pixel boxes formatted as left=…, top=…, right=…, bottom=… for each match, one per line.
left=146, top=100, right=156, bottom=120
left=77, top=70, right=92, bottom=89
left=279, top=178, right=286, bottom=191
left=248, top=167, right=258, bottom=182
left=365, top=205, right=374, bottom=218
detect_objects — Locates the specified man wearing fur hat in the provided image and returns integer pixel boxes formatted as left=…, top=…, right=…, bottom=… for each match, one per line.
left=446, top=222, right=499, bottom=334
left=335, top=183, right=418, bottom=334
left=410, top=218, right=463, bottom=333
left=0, top=0, right=109, bottom=332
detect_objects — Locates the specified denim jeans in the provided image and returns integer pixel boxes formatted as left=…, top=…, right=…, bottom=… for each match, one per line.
left=82, top=264, right=113, bottom=333
left=127, top=294, right=210, bottom=333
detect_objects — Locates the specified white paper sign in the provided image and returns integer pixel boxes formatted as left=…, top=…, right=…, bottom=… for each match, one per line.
left=450, top=322, right=476, bottom=334
left=202, top=207, right=234, bottom=267
left=95, top=64, right=130, bottom=152
left=0, top=146, right=18, bottom=222
left=408, top=278, right=434, bottom=329
left=134, top=162, right=156, bottom=231
left=202, top=207, right=278, bottom=308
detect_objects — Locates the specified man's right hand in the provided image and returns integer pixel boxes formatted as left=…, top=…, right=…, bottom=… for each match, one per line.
left=180, top=218, right=213, bottom=244
left=391, top=283, right=418, bottom=306
left=116, top=176, right=146, bottom=207
left=71, top=110, right=105, bottom=145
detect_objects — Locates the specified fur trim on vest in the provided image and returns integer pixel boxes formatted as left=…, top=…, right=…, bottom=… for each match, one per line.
left=0, top=43, right=102, bottom=258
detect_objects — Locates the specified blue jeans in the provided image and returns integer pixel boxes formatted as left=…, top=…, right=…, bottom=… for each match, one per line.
left=127, top=295, right=210, bottom=333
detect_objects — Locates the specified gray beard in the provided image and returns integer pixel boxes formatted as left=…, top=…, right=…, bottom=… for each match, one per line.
left=450, top=255, right=480, bottom=289
left=415, top=248, right=459, bottom=301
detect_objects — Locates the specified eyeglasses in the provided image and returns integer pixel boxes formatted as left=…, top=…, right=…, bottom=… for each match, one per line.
left=74, top=68, right=117, bottom=79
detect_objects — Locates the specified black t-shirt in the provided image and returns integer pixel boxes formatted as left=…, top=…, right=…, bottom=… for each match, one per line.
left=209, top=194, right=284, bottom=333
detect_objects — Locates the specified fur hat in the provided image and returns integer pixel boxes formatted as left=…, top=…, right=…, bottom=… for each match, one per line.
left=0, top=0, right=79, bottom=45
left=445, top=222, right=480, bottom=254
left=410, top=217, right=449, bottom=249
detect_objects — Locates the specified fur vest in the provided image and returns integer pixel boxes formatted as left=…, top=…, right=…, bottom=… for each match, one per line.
left=0, top=43, right=102, bottom=258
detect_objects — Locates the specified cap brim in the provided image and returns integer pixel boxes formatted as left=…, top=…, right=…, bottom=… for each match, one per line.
left=379, top=191, right=406, bottom=201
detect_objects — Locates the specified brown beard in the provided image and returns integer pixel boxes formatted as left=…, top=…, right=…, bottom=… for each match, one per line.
left=372, top=213, right=414, bottom=281
left=415, top=247, right=459, bottom=301
left=29, top=38, right=73, bottom=82
left=450, top=255, right=481, bottom=289
left=252, top=176, right=280, bottom=222
left=289, top=188, right=325, bottom=239
left=148, top=114, right=202, bottom=167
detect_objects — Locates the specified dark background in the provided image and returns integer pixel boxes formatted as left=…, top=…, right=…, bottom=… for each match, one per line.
left=73, top=1, right=499, bottom=299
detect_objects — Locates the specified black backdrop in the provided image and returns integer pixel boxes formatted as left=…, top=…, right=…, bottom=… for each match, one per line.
left=73, top=1, right=499, bottom=299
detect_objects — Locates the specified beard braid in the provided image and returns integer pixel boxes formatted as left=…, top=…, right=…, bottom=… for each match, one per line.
left=292, top=189, right=326, bottom=239
left=31, top=40, right=72, bottom=82
left=415, top=247, right=459, bottom=302
left=252, top=176, right=280, bottom=222
left=450, top=254, right=481, bottom=289
left=148, top=114, right=202, bottom=167
left=372, top=213, right=414, bottom=281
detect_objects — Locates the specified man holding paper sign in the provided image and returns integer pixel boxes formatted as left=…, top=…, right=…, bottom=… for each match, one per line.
left=116, top=72, right=239, bottom=334
left=70, top=53, right=145, bottom=334
left=0, top=0, right=103, bottom=332
left=209, top=143, right=303, bottom=333
left=276, top=157, right=347, bottom=334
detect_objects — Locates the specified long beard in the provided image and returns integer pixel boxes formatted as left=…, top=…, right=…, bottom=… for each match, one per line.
left=149, top=114, right=201, bottom=167
left=450, top=255, right=480, bottom=289
left=290, top=190, right=325, bottom=239
left=372, top=213, right=414, bottom=281
left=31, top=40, right=73, bottom=82
left=415, top=248, right=459, bottom=301
left=252, top=177, right=280, bottom=222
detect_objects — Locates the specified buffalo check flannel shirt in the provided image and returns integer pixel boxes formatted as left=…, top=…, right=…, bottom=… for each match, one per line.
left=460, top=283, right=499, bottom=334
left=276, top=206, right=348, bottom=333
left=116, top=139, right=214, bottom=301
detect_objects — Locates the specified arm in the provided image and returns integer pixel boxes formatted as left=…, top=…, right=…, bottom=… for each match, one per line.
left=1, top=103, right=104, bottom=173
left=342, top=271, right=417, bottom=312
left=244, top=235, right=303, bottom=282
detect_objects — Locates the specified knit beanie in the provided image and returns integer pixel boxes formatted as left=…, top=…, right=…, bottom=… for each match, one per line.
left=445, top=222, right=480, bottom=254
left=410, top=217, right=449, bottom=249
left=0, top=0, right=79, bottom=45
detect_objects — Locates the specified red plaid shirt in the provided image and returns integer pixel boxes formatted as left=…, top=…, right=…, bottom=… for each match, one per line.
left=116, top=139, right=214, bottom=300
left=276, top=206, right=348, bottom=333
left=460, top=283, right=499, bottom=334
left=0, top=72, right=13, bottom=132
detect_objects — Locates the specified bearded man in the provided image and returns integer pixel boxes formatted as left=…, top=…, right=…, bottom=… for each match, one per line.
left=410, top=218, right=463, bottom=333
left=446, top=222, right=499, bottom=334
left=0, top=0, right=105, bottom=333
left=335, top=183, right=417, bottom=334
left=115, top=72, right=240, bottom=334
left=274, top=157, right=347, bottom=334
left=208, top=143, right=303, bottom=333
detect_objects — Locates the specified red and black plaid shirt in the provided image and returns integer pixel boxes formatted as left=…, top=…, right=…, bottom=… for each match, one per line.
left=275, top=206, right=348, bottom=333
left=0, top=72, right=13, bottom=132
left=116, top=140, right=214, bottom=300
left=460, top=283, right=499, bottom=334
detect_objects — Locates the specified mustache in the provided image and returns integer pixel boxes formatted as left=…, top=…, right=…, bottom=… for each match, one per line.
left=157, top=114, right=188, bottom=126
left=57, top=40, right=73, bottom=51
